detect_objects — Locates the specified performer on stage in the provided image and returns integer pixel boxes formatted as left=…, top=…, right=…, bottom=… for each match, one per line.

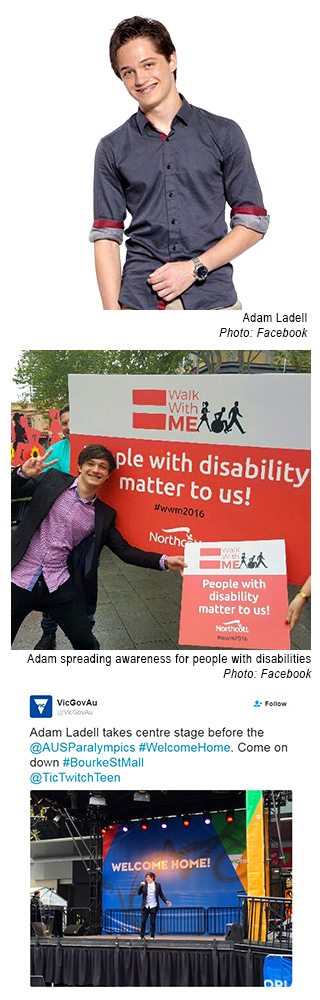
left=138, top=872, right=172, bottom=939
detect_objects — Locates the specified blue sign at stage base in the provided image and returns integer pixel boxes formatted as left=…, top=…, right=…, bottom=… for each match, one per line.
left=264, top=954, right=292, bottom=986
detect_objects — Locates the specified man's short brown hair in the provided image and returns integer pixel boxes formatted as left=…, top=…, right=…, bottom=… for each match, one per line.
left=110, top=16, right=176, bottom=79
left=78, top=444, right=117, bottom=474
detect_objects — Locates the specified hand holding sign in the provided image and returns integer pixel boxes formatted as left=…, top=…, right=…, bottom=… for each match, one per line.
left=166, top=556, right=187, bottom=577
left=285, top=575, right=311, bottom=631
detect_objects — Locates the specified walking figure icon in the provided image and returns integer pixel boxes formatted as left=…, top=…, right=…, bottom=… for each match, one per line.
left=225, top=401, right=246, bottom=435
left=197, top=402, right=211, bottom=431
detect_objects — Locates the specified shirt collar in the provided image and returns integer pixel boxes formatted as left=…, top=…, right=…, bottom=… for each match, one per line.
left=69, top=478, right=96, bottom=505
left=136, top=95, right=191, bottom=134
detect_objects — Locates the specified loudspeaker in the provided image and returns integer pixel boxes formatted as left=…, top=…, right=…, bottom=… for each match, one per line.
left=227, top=922, right=244, bottom=942
left=31, top=922, right=46, bottom=937
left=64, top=923, right=85, bottom=936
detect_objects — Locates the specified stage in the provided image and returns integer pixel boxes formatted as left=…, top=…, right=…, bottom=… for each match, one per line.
left=30, top=935, right=285, bottom=987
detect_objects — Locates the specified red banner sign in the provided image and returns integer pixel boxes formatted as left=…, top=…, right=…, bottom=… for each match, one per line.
left=69, top=374, right=310, bottom=585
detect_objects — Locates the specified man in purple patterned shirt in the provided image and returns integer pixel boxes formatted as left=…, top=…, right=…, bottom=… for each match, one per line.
left=11, top=444, right=185, bottom=649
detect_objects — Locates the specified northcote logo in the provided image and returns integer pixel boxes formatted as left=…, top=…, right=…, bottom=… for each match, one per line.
left=149, top=526, right=197, bottom=547
left=30, top=696, right=53, bottom=718
left=131, top=389, right=247, bottom=435
left=216, top=620, right=250, bottom=634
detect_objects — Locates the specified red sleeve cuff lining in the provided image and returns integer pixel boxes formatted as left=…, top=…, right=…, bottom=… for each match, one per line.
left=231, top=206, right=267, bottom=217
left=93, top=219, right=124, bottom=229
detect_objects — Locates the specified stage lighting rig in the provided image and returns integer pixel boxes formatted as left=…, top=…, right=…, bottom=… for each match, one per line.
left=31, top=793, right=43, bottom=806
left=182, top=815, right=190, bottom=827
left=264, top=790, right=292, bottom=809
left=66, top=792, right=78, bottom=811
left=122, top=822, right=130, bottom=833
left=141, top=820, right=149, bottom=831
left=45, top=807, right=56, bottom=822
left=226, top=810, right=234, bottom=823
left=134, top=792, right=150, bottom=802
left=203, top=813, right=211, bottom=825
left=160, top=818, right=168, bottom=829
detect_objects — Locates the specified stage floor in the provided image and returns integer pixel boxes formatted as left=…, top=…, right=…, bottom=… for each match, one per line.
left=33, top=934, right=227, bottom=948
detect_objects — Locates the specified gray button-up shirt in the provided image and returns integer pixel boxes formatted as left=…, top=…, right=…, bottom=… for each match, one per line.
left=90, top=97, right=269, bottom=310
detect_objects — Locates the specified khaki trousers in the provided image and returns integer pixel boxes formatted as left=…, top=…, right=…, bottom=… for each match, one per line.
left=122, top=299, right=242, bottom=311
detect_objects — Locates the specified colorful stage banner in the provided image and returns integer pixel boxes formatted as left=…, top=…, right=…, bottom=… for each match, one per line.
left=179, top=539, right=289, bottom=649
left=69, top=374, right=310, bottom=584
left=102, top=813, right=247, bottom=930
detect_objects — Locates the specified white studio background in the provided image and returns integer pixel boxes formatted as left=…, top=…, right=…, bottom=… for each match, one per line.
left=2, top=0, right=317, bottom=325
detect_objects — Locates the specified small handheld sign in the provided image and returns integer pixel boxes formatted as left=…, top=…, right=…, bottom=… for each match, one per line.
left=179, top=539, right=290, bottom=649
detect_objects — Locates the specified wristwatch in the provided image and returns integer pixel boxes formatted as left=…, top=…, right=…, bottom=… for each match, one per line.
left=192, top=257, right=209, bottom=282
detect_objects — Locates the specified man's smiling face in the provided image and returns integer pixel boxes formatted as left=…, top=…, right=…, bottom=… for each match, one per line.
left=78, top=458, right=110, bottom=492
left=60, top=411, right=70, bottom=437
left=116, top=37, right=177, bottom=112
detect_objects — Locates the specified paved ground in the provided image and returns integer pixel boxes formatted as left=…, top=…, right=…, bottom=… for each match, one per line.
left=12, top=548, right=311, bottom=651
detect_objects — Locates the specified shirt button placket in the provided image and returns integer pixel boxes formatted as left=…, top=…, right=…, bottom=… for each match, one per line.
left=163, top=136, right=178, bottom=258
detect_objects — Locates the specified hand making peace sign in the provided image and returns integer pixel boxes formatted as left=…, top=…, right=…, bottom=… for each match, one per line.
left=21, top=448, right=60, bottom=478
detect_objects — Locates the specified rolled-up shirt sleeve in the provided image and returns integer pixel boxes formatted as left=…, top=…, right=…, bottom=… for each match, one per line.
left=223, top=122, right=269, bottom=235
left=89, top=139, right=126, bottom=244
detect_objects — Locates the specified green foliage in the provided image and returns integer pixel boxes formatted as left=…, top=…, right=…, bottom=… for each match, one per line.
left=191, top=350, right=264, bottom=372
left=191, top=349, right=311, bottom=373
left=273, top=351, right=311, bottom=372
left=13, top=350, right=189, bottom=410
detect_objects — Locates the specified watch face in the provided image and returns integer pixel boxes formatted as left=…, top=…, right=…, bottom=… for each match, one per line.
left=196, top=264, right=208, bottom=281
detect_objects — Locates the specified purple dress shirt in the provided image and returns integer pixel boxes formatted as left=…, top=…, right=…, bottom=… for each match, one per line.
left=11, top=479, right=96, bottom=593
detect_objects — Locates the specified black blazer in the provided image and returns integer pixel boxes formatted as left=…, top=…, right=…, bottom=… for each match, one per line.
left=11, top=469, right=161, bottom=608
left=137, top=881, right=168, bottom=909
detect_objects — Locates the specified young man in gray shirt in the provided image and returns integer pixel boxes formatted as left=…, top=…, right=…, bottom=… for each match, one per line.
left=90, top=16, right=268, bottom=310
